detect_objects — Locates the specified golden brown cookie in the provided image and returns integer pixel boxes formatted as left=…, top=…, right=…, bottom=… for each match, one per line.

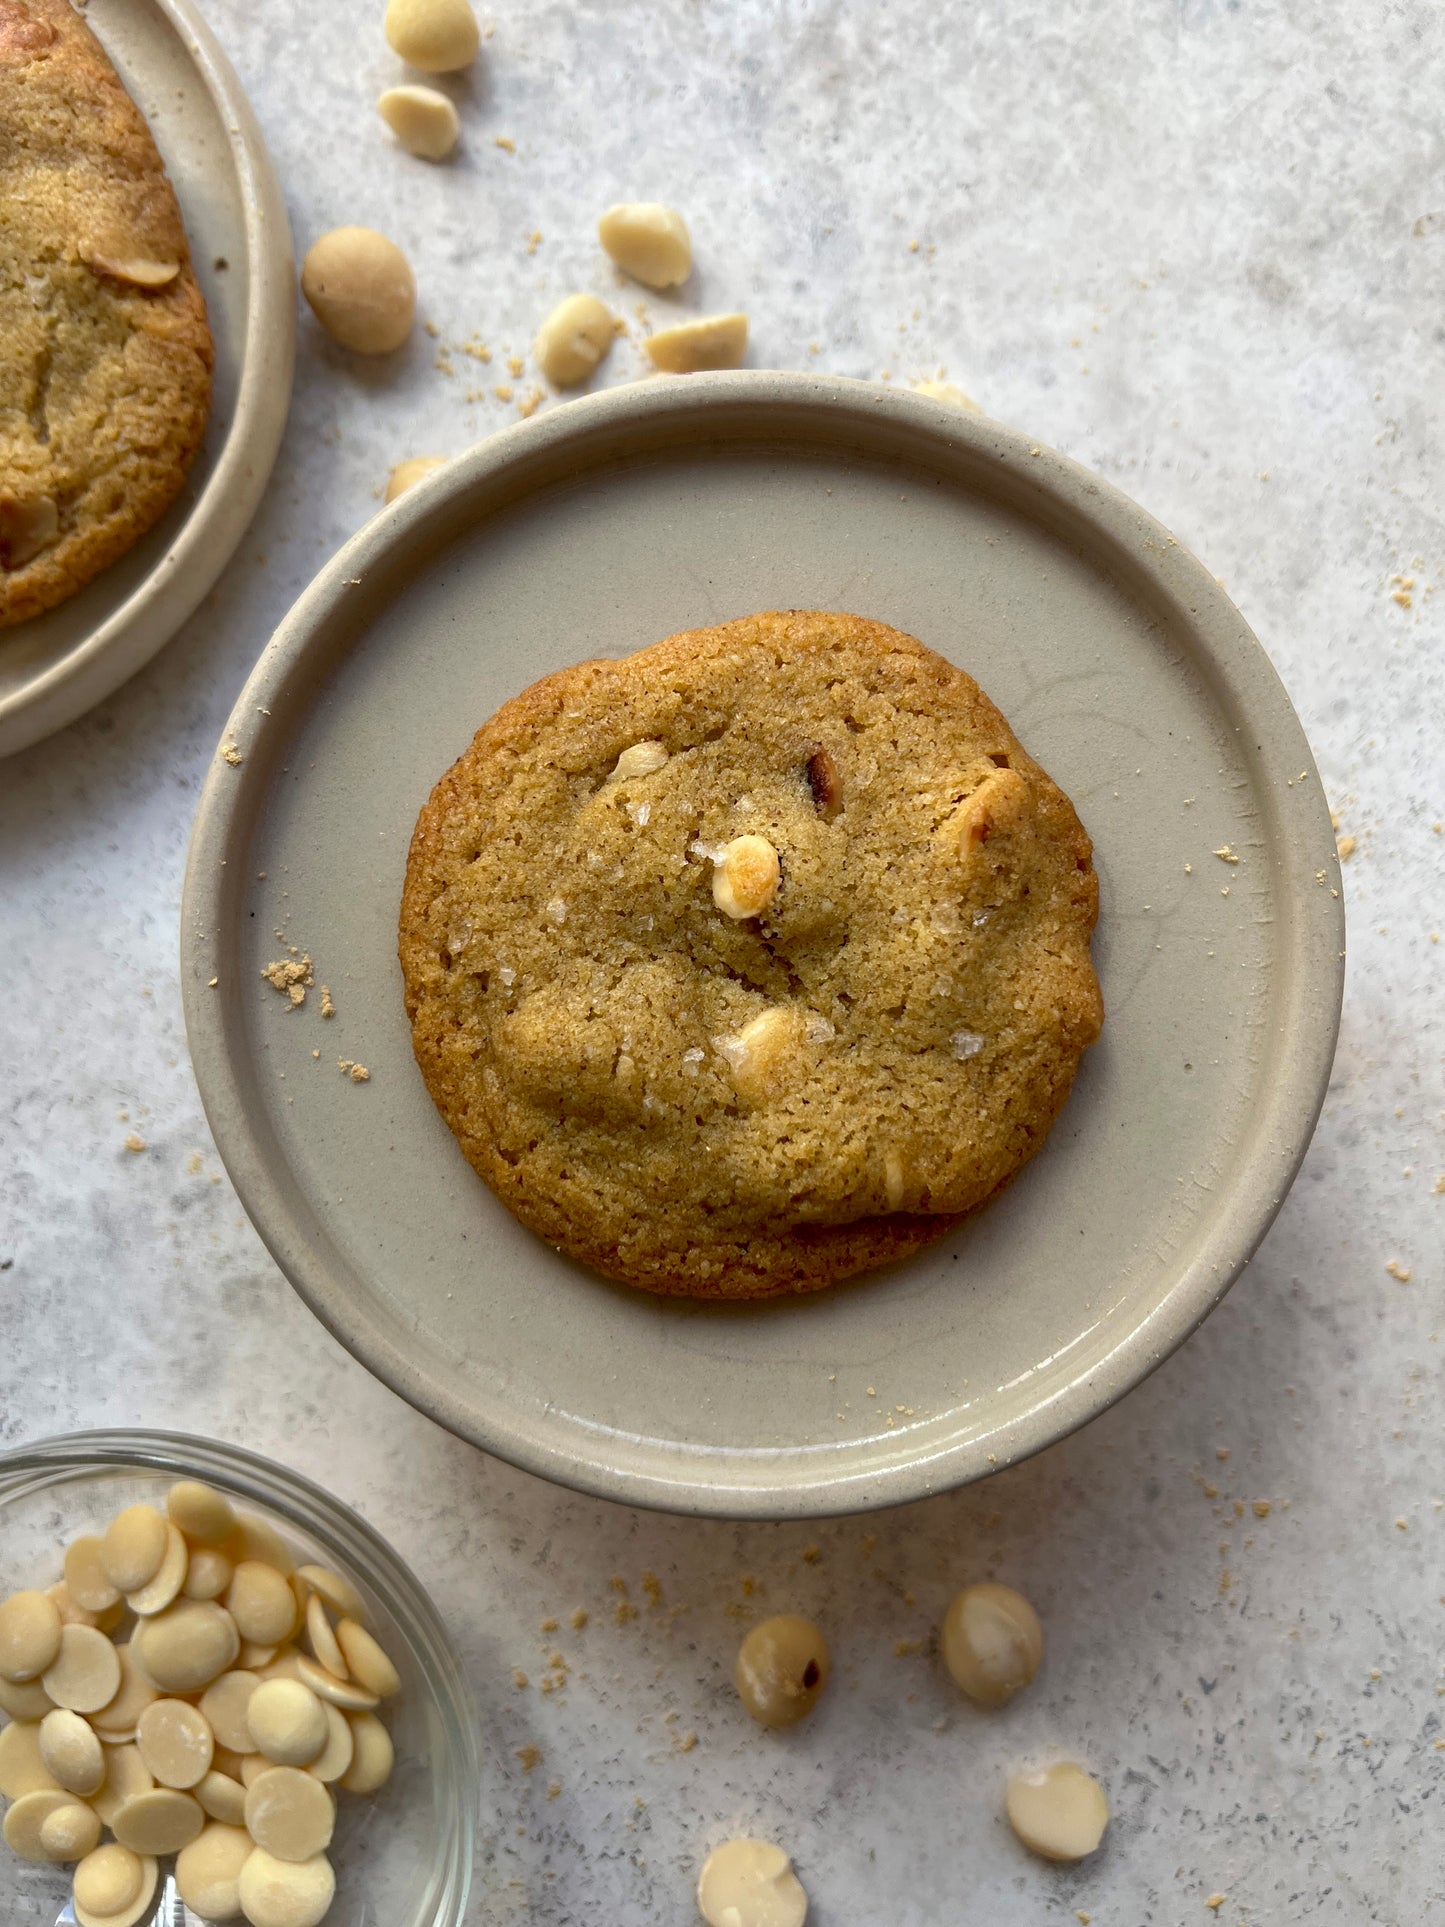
left=0, top=0, right=213, bottom=627
left=400, top=611, right=1103, bottom=1299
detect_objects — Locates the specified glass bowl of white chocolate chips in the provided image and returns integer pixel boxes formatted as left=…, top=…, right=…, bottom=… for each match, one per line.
left=0, top=1431, right=478, bottom=1927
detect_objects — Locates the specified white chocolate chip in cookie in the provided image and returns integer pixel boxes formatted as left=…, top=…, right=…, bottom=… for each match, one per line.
left=728, top=1007, right=798, bottom=1104
left=1005, top=1760, right=1109, bottom=1862
left=597, top=203, right=692, bottom=288
left=644, top=312, right=748, bottom=374
left=377, top=84, right=460, bottom=160
left=697, top=1838, right=809, bottom=1927
left=883, top=1150, right=907, bottom=1210
left=605, top=739, right=669, bottom=784
left=712, top=834, right=780, bottom=919
left=535, top=293, right=616, bottom=387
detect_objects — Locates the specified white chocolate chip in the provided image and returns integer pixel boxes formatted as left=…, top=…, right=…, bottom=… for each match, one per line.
left=184, top=1547, right=235, bottom=1601
left=605, top=739, right=669, bottom=784
left=912, top=378, right=981, bottom=412
left=303, top=1593, right=346, bottom=1678
left=383, top=0, right=479, bottom=71
left=176, top=1821, right=254, bottom=1919
left=4, top=1788, right=80, bottom=1863
left=111, top=1787, right=205, bottom=1856
left=195, top=1767, right=249, bottom=1826
left=227, top=1562, right=298, bottom=1647
left=883, top=1150, right=906, bottom=1210
left=301, top=228, right=416, bottom=355
left=385, top=455, right=445, bottom=504
left=38, top=1799, right=101, bottom=1862
left=63, top=1538, right=121, bottom=1615
left=942, top=1582, right=1043, bottom=1706
left=294, top=1653, right=379, bottom=1712
left=42, top=1625, right=122, bottom=1713
left=47, top=1582, right=120, bottom=1633
left=167, top=1481, right=237, bottom=1547
left=136, top=1698, right=214, bottom=1789
left=644, top=312, right=748, bottom=374
left=90, top=1642, right=158, bottom=1739
left=0, top=1672, right=56, bottom=1720
left=39, top=1709, right=105, bottom=1795
left=133, top=1600, right=240, bottom=1694
left=697, top=1838, right=809, bottom=1927
left=378, top=83, right=460, bottom=159
left=535, top=292, right=616, bottom=387
left=0, top=1589, right=62, bottom=1681
left=1005, top=1761, right=1109, bottom=1862
left=334, top=1620, right=400, bottom=1698
left=712, top=834, right=781, bottom=919
left=229, top=1515, right=296, bottom=1576
left=101, top=1507, right=169, bottom=1595
left=238, top=1847, right=336, bottom=1927
left=338, top=1712, right=393, bottom=1793
left=248, top=1678, right=329, bottom=1766
left=91, top=1745, right=155, bottom=1827
left=304, top=1702, right=354, bottom=1784
left=295, top=1568, right=365, bottom=1622
left=597, top=203, right=692, bottom=288
left=0, top=1720, right=62, bottom=1799
left=244, top=1765, right=335, bottom=1861
left=72, top=1846, right=159, bottom=1927
left=126, top=1522, right=188, bottom=1615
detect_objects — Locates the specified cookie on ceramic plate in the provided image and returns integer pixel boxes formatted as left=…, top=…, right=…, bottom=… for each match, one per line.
left=400, top=610, right=1103, bottom=1299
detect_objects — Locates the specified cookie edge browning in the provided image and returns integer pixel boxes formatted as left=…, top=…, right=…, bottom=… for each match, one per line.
left=400, top=610, right=1102, bottom=1300
left=0, top=0, right=215, bottom=628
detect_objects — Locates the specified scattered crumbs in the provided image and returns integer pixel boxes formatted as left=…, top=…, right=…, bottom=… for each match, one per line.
left=462, top=339, right=492, bottom=364
left=1077, top=1915, right=1092, bottom=1925
left=261, top=955, right=313, bottom=1006
left=320, top=985, right=336, bottom=1019
left=517, top=386, right=543, bottom=419
left=894, top=1638, right=922, bottom=1658
left=1395, top=1517, right=1409, bottom=1532
left=187, top=1152, right=203, bottom=1175
left=641, top=1570, right=663, bottom=1606
left=1337, top=834, right=1357, bottom=860
left=337, top=1060, right=371, bottom=1083
left=1434, top=1175, right=1445, bottom=1195
left=494, top=134, right=515, bottom=152
left=123, top=1133, right=147, bottom=1154
left=908, top=237, right=919, bottom=252
left=526, top=229, right=542, bottom=256
left=1218, top=1567, right=1232, bottom=1597
left=801, top=1545, right=821, bottom=1563
left=220, top=741, right=243, bottom=766
left=540, top=1617, right=558, bottom=1634
left=739, top=1575, right=759, bottom=1598
left=1386, top=1259, right=1412, bottom=1281
left=673, top=1728, right=697, bottom=1753
left=547, top=1780, right=561, bottom=1800
left=1205, top=1899, right=1226, bottom=1914
left=493, top=383, right=514, bottom=402
left=507, top=355, right=524, bottom=377
left=1216, top=1446, right=1230, bottom=1461
left=610, top=1575, right=629, bottom=1595
left=1213, top=845, right=1238, bottom=864
left=434, top=350, right=455, bottom=376
left=423, top=319, right=440, bottom=339
left=866, top=1385, right=877, bottom=1397
left=515, top=1745, right=541, bottom=1772
left=1253, top=1500, right=1271, bottom=1519
left=1389, top=573, right=1414, bottom=609
left=570, top=1607, right=588, bottom=1630
left=513, top=1670, right=528, bottom=1689
left=615, top=1598, right=638, bottom=1624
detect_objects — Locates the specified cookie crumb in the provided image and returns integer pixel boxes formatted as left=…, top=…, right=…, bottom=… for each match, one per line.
left=513, top=1670, right=528, bottom=1689
left=894, top=1638, right=922, bottom=1657
left=801, top=1545, right=821, bottom=1563
left=493, top=383, right=513, bottom=402
left=1252, top=1500, right=1271, bottom=1518
left=123, top=1133, right=147, bottom=1153
left=262, top=955, right=313, bottom=1006
left=547, top=1779, right=561, bottom=1799
left=674, top=1728, right=697, bottom=1752
left=221, top=741, right=243, bottom=766
left=320, top=985, right=336, bottom=1018
left=540, top=1617, right=558, bottom=1633
left=1212, top=845, right=1238, bottom=863
left=1385, top=1259, right=1411, bottom=1281
left=494, top=134, right=515, bottom=151
left=1205, top=1899, right=1226, bottom=1914
left=570, top=1607, right=588, bottom=1630
left=1215, top=1446, right=1230, bottom=1461
left=515, top=1745, right=541, bottom=1772
left=1336, top=834, right=1356, bottom=859
left=338, top=1059, right=371, bottom=1082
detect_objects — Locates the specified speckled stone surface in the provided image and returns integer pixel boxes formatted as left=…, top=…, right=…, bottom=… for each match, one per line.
left=1, top=1, right=1441, bottom=1921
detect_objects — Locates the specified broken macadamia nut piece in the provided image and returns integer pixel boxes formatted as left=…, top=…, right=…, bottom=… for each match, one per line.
left=1005, top=1760, right=1110, bottom=1861
left=698, top=1838, right=809, bottom=1927
left=0, top=491, right=60, bottom=571
left=597, top=202, right=692, bottom=288
left=536, top=293, right=617, bottom=387
left=301, top=227, right=416, bottom=354
left=385, top=455, right=446, bottom=503
left=913, top=377, right=981, bottom=411
left=734, top=1615, right=829, bottom=1728
left=941, top=1582, right=1043, bottom=1706
left=377, top=84, right=460, bottom=160
left=384, top=0, right=479, bottom=71
left=645, top=312, right=748, bottom=373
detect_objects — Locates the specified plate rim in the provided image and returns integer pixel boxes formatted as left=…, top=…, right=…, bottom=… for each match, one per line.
left=0, top=0, right=296, bottom=759
left=180, top=371, right=1346, bottom=1518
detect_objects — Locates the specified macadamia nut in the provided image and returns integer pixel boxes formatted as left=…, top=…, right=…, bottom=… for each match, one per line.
left=385, top=456, right=446, bottom=503
left=912, top=378, right=981, bottom=412
left=941, top=1582, right=1043, bottom=1706
left=645, top=313, right=747, bottom=374
left=536, top=293, right=616, bottom=388
left=712, top=834, right=781, bottom=919
left=384, top=0, right=479, bottom=71
left=597, top=202, right=692, bottom=288
left=378, top=84, right=460, bottom=159
left=697, top=1839, right=809, bottom=1927
left=1005, top=1761, right=1109, bottom=1862
left=734, top=1615, right=829, bottom=1729
left=301, top=228, right=416, bottom=355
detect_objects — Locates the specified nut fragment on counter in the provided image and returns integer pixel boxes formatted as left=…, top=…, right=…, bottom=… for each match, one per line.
left=377, top=83, right=460, bottom=159
left=385, top=456, right=446, bottom=503
left=597, top=202, right=692, bottom=288
left=941, top=1582, right=1043, bottom=1706
left=697, top=1837, right=809, bottom=1927
left=734, top=1615, right=829, bottom=1728
left=1005, top=1761, right=1110, bottom=1862
left=912, top=378, right=980, bottom=411
left=383, top=0, right=479, bottom=70
left=301, top=228, right=416, bottom=354
left=535, top=293, right=617, bottom=387
left=645, top=313, right=748, bottom=374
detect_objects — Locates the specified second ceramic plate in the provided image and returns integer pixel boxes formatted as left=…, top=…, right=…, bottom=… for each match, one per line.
left=181, top=374, right=1343, bottom=1518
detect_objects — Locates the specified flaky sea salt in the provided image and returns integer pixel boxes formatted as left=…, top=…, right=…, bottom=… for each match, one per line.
left=711, top=1033, right=750, bottom=1071
left=497, top=965, right=517, bottom=987
left=545, top=897, right=567, bottom=923
left=688, top=837, right=727, bottom=864
left=951, top=1030, right=986, bottom=1060
left=625, top=800, right=651, bottom=826
left=681, top=1046, right=705, bottom=1073
left=804, top=1014, right=836, bottom=1044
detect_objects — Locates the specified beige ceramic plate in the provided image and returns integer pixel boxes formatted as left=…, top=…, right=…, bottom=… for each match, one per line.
left=181, top=374, right=1344, bottom=1518
left=0, top=0, right=294, bottom=759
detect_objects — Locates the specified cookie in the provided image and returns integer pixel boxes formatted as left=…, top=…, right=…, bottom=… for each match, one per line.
left=0, top=0, right=213, bottom=627
left=400, top=611, right=1104, bottom=1300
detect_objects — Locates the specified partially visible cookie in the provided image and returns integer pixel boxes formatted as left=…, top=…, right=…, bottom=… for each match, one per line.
left=400, top=611, right=1104, bottom=1300
left=0, top=0, right=213, bottom=627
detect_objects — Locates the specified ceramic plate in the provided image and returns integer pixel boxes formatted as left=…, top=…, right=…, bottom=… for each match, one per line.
left=181, top=373, right=1344, bottom=1518
left=0, top=0, right=294, bottom=758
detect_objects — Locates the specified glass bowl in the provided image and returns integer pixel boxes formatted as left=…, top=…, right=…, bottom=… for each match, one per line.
left=0, top=1430, right=478, bottom=1927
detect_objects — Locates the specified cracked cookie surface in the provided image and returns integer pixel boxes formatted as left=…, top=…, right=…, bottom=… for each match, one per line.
left=400, top=610, right=1104, bottom=1299
left=0, top=0, right=213, bottom=627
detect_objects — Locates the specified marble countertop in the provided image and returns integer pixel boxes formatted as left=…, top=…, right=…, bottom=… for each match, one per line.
left=2, top=0, right=1441, bottom=1920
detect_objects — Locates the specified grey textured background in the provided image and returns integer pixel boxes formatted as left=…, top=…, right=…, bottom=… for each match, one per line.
left=2, top=0, right=1442, bottom=1921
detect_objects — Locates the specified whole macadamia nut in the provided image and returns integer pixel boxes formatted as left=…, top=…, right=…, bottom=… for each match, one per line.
left=384, top=0, right=479, bottom=72
left=941, top=1582, right=1042, bottom=1707
left=734, top=1615, right=829, bottom=1729
left=301, top=228, right=416, bottom=355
